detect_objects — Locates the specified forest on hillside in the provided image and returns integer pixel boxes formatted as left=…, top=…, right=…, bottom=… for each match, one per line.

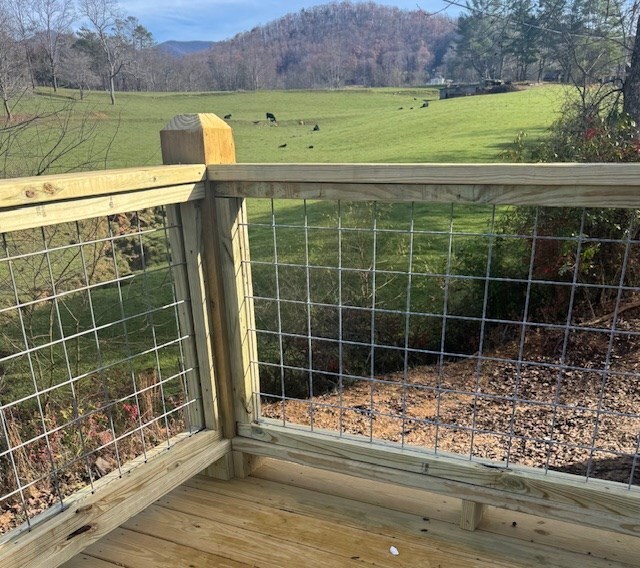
left=202, top=3, right=455, bottom=90
left=1, top=0, right=639, bottom=104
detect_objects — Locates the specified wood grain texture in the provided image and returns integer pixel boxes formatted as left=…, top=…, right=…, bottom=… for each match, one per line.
left=208, top=162, right=640, bottom=186
left=209, top=163, right=640, bottom=207
left=60, top=459, right=637, bottom=568
left=155, top=482, right=521, bottom=567
left=0, top=432, right=229, bottom=568
left=0, top=164, right=205, bottom=209
left=124, top=504, right=367, bottom=568
left=0, top=183, right=204, bottom=233
left=184, top=467, right=636, bottom=568
left=460, top=500, right=486, bottom=531
left=233, top=423, right=640, bottom=537
left=214, top=181, right=640, bottom=207
left=161, top=113, right=238, bottom=440
left=161, top=115, right=236, bottom=166
left=80, top=528, right=251, bottom=568
left=61, top=555, right=117, bottom=568
left=164, top=203, right=206, bottom=432
left=231, top=450, right=264, bottom=479
left=204, top=451, right=235, bottom=480
left=212, top=196, right=258, bottom=428
left=249, top=459, right=640, bottom=565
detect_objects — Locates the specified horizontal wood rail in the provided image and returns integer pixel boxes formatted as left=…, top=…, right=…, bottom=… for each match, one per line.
left=234, top=422, right=640, bottom=538
left=0, top=164, right=205, bottom=209
left=209, top=163, right=640, bottom=208
left=0, top=432, right=230, bottom=568
left=0, top=164, right=207, bottom=232
left=1, top=183, right=205, bottom=232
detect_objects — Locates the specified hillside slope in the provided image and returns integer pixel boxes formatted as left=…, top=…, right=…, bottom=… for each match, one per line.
left=194, top=2, right=456, bottom=90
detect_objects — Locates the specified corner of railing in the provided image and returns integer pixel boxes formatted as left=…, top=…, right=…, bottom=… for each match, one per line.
left=160, top=114, right=260, bottom=479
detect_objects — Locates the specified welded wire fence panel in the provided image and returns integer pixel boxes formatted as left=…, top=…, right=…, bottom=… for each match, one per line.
left=245, top=199, right=640, bottom=487
left=0, top=207, right=200, bottom=534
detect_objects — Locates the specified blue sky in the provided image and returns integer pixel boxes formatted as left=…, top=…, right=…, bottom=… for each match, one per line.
left=123, top=0, right=461, bottom=43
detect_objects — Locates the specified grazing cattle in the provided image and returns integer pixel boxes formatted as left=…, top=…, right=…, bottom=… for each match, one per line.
left=308, top=145, right=314, bottom=149
left=278, top=143, right=287, bottom=148
left=299, top=120, right=305, bottom=125
left=421, top=101, right=429, bottom=108
left=312, top=124, right=320, bottom=131
left=224, top=114, right=232, bottom=119
left=266, top=112, right=277, bottom=122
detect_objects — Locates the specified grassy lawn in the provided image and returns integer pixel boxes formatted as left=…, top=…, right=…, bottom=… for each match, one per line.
left=13, top=84, right=564, bottom=169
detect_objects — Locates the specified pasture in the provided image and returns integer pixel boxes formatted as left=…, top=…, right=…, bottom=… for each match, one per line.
left=16, top=84, right=564, bottom=169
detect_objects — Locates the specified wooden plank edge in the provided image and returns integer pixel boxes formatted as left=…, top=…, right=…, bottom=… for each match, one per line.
left=460, top=500, right=486, bottom=531
left=0, top=430, right=229, bottom=568
left=0, top=164, right=206, bottom=209
left=213, top=180, right=640, bottom=208
left=207, top=163, right=640, bottom=187
left=0, top=183, right=205, bottom=233
left=233, top=424, right=640, bottom=537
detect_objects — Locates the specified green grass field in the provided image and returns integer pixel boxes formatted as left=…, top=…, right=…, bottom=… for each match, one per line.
left=16, top=84, right=564, bottom=169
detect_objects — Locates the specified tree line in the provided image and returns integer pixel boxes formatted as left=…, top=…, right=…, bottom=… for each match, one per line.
left=0, top=1, right=459, bottom=114
left=451, top=0, right=634, bottom=83
left=1, top=0, right=640, bottom=118
left=0, top=0, right=161, bottom=115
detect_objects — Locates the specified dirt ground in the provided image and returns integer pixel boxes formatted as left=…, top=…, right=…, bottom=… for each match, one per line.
left=263, top=314, right=640, bottom=485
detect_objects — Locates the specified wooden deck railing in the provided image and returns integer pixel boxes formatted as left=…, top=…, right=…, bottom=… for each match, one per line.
left=1, top=113, right=640, bottom=568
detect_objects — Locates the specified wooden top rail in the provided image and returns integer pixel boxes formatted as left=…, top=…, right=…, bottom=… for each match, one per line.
left=209, top=163, right=640, bottom=208
left=0, top=164, right=206, bottom=209
left=0, top=164, right=206, bottom=233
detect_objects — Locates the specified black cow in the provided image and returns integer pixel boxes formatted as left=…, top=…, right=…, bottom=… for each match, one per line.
left=312, top=124, right=320, bottom=131
left=266, top=112, right=277, bottom=122
left=421, top=101, right=429, bottom=108
left=224, top=114, right=232, bottom=119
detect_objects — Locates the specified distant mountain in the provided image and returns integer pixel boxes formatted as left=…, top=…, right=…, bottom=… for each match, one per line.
left=156, top=40, right=214, bottom=57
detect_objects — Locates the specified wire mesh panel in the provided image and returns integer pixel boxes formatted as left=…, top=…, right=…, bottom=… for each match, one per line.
left=245, top=199, right=640, bottom=488
left=0, top=207, right=200, bottom=535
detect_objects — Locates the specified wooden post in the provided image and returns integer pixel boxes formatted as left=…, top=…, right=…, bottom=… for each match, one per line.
left=460, top=500, right=486, bottom=531
left=161, top=114, right=259, bottom=478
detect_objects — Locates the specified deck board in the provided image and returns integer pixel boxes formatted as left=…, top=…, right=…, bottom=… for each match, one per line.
left=65, top=529, right=251, bottom=568
left=251, top=459, right=640, bottom=566
left=62, top=460, right=638, bottom=568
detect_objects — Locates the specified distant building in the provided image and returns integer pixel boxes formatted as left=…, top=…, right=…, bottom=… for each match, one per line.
left=428, top=75, right=446, bottom=85
left=440, top=83, right=480, bottom=99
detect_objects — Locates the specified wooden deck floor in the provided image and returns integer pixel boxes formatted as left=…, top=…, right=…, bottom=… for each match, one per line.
left=62, top=459, right=639, bottom=568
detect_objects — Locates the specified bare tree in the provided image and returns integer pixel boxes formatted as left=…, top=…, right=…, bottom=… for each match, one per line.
left=77, top=0, right=123, bottom=104
left=622, top=2, right=640, bottom=125
left=31, top=0, right=76, bottom=91
left=5, top=0, right=37, bottom=89
left=59, top=46, right=98, bottom=99
left=0, top=3, right=29, bottom=121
